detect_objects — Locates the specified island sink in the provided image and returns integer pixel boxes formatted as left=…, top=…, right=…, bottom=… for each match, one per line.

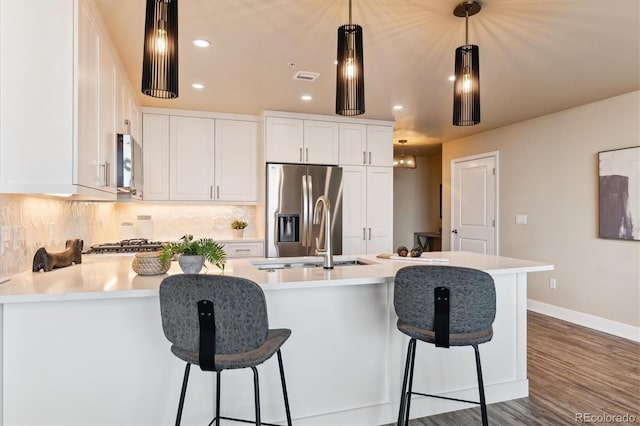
left=251, top=256, right=378, bottom=270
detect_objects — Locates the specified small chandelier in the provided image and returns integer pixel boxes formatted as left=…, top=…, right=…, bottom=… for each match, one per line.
left=336, top=0, right=365, bottom=116
left=452, top=1, right=481, bottom=126
left=142, top=0, right=179, bottom=99
left=393, top=140, right=416, bottom=169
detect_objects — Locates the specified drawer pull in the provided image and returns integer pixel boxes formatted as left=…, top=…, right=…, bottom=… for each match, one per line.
left=235, top=249, right=251, bottom=252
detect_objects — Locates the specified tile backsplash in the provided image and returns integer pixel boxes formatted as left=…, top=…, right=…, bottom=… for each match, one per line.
left=0, top=194, right=258, bottom=276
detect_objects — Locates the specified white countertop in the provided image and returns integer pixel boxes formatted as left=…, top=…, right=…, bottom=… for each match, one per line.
left=0, top=251, right=553, bottom=304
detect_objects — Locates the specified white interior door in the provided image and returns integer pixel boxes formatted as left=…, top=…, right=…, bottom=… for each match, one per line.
left=451, top=153, right=498, bottom=254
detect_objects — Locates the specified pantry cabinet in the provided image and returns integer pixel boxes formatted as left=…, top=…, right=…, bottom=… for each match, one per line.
left=342, top=166, right=394, bottom=255
left=0, top=0, right=138, bottom=198
left=142, top=110, right=259, bottom=202
left=265, top=117, right=339, bottom=165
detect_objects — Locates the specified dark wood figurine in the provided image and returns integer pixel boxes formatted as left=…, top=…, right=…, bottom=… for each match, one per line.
left=32, top=239, right=83, bottom=272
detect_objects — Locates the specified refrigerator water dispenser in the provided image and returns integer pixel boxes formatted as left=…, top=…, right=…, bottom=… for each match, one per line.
left=278, top=215, right=299, bottom=242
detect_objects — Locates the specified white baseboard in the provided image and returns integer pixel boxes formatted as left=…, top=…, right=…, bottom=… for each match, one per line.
left=527, top=299, right=640, bottom=342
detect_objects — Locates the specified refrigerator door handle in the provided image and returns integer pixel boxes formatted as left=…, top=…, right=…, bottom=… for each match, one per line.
left=306, top=174, right=313, bottom=248
left=302, top=174, right=308, bottom=247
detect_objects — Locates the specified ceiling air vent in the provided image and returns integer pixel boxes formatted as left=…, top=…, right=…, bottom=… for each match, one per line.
left=293, top=71, right=320, bottom=81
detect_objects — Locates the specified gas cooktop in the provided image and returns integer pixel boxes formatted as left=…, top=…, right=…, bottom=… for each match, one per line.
left=84, top=239, right=165, bottom=254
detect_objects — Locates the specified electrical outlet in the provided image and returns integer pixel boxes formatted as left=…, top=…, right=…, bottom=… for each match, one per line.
left=13, top=226, right=24, bottom=250
left=1, top=226, right=12, bottom=253
left=515, top=214, right=527, bottom=225
left=549, top=278, right=557, bottom=289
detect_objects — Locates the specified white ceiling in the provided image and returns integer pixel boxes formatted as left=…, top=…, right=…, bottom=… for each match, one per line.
left=94, top=0, right=640, bottom=156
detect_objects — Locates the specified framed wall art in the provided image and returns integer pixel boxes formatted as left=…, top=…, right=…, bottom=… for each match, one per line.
left=598, top=146, right=640, bottom=241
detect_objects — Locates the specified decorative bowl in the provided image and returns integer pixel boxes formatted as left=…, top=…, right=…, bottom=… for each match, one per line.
left=132, top=251, right=170, bottom=275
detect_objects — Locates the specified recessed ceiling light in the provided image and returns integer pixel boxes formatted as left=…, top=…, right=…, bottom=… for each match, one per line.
left=393, top=105, right=403, bottom=110
left=301, top=95, right=312, bottom=101
left=192, top=83, right=204, bottom=89
left=448, top=75, right=456, bottom=81
left=192, top=39, right=211, bottom=48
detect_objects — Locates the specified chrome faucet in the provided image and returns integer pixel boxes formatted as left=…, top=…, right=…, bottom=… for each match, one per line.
left=313, top=195, right=333, bottom=269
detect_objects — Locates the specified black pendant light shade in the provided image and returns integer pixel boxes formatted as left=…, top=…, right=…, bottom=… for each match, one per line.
left=453, top=44, right=480, bottom=126
left=452, top=1, right=481, bottom=126
left=336, top=0, right=365, bottom=116
left=142, top=0, right=178, bottom=99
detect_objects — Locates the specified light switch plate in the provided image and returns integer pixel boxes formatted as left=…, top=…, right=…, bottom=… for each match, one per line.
left=515, top=214, right=527, bottom=225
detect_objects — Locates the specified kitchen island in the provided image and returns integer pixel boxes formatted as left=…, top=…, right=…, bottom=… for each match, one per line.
left=0, top=252, right=552, bottom=425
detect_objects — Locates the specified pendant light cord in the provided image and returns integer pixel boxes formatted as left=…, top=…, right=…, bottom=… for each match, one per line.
left=349, top=0, right=352, bottom=25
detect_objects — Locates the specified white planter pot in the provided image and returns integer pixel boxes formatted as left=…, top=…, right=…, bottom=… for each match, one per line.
left=232, top=229, right=245, bottom=239
left=177, top=255, right=205, bottom=274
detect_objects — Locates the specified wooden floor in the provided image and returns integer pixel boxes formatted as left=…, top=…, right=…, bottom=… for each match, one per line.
left=394, top=311, right=640, bottom=425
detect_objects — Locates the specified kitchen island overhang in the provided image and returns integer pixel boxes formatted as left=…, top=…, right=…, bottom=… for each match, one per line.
left=0, top=252, right=552, bottom=425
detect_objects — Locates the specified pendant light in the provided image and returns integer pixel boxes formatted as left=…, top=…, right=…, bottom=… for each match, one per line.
left=142, top=0, right=178, bottom=99
left=336, top=0, right=365, bottom=116
left=393, top=140, right=417, bottom=169
left=452, top=1, right=481, bottom=126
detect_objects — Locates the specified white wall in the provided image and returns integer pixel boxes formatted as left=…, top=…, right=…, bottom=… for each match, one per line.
left=393, top=154, right=442, bottom=250
left=442, top=91, right=640, bottom=328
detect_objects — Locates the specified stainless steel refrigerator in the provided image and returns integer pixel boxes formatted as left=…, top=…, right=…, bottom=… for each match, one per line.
left=266, top=163, right=342, bottom=258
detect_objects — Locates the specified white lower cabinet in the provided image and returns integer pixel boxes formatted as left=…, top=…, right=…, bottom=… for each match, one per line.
left=142, top=111, right=258, bottom=202
left=223, top=241, right=264, bottom=258
left=342, top=166, right=393, bottom=255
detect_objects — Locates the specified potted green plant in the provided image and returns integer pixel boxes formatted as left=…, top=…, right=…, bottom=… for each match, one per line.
left=231, top=219, right=248, bottom=238
left=159, top=234, right=226, bottom=274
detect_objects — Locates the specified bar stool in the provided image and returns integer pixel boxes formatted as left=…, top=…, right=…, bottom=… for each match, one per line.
left=159, top=274, right=293, bottom=426
left=393, top=265, right=496, bottom=426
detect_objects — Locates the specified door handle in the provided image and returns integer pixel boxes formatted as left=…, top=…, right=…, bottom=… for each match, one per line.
left=368, top=151, right=372, bottom=165
left=362, top=227, right=366, bottom=240
left=299, top=148, right=303, bottom=162
left=363, top=151, right=366, bottom=165
left=301, top=175, right=308, bottom=247
left=305, top=148, right=309, bottom=163
left=368, top=227, right=372, bottom=240
left=452, top=229, right=458, bottom=234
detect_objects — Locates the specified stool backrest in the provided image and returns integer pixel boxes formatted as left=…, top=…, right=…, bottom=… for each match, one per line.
left=394, top=265, right=496, bottom=334
left=159, top=274, right=269, bottom=355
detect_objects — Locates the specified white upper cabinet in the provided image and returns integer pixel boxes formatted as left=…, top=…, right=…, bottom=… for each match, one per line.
left=0, top=0, right=138, bottom=198
left=265, top=116, right=339, bottom=165
left=169, top=116, right=215, bottom=201
left=366, top=125, right=394, bottom=167
left=142, top=110, right=259, bottom=203
left=142, top=114, right=170, bottom=201
left=265, top=117, right=304, bottom=163
left=214, top=120, right=258, bottom=202
left=303, top=120, right=339, bottom=165
left=339, top=123, right=393, bottom=167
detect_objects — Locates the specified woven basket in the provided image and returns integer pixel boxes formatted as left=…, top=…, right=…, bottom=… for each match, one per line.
left=132, top=251, right=170, bottom=275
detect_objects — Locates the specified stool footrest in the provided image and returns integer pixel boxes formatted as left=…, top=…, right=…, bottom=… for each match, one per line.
left=209, top=415, right=284, bottom=426
left=409, top=390, right=481, bottom=406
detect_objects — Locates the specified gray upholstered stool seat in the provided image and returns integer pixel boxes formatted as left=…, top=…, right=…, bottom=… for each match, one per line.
left=159, top=274, right=293, bottom=426
left=396, top=320, right=492, bottom=347
left=170, top=328, right=291, bottom=370
left=394, top=265, right=496, bottom=426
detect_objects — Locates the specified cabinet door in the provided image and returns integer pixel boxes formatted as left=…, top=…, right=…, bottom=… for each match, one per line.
left=0, top=0, right=74, bottom=192
left=265, top=117, right=303, bottom=163
left=303, top=120, right=339, bottom=165
left=342, top=166, right=367, bottom=255
left=338, top=123, right=367, bottom=166
left=366, top=125, right=394, bottom=167
left=142, top=114, right=170, bottom=200
left=365, top=167, right=394, bottom=254
left=214, top=120, right=257, bottom=201
left=98, top=44, right=116, bottom=193
left=169, top=116, right=215, bottom=200
left=77, top=6, right=100, bottom=189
